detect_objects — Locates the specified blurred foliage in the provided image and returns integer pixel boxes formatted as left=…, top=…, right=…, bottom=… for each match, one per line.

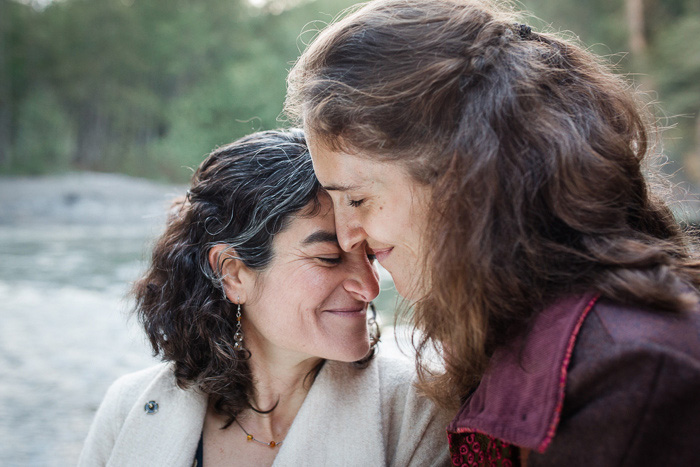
left=0, top=0, right=699, bottom=182
left=524, top=0, right=700, bottom=180
left=0, top=0, right=355, bottom=180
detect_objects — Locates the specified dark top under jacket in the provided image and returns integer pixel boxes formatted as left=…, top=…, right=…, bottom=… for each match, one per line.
left=447, top=293, right=700, bottom=466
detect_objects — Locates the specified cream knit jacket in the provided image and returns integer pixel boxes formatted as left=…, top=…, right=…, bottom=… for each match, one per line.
left=78, top=355, right=452, bottom=466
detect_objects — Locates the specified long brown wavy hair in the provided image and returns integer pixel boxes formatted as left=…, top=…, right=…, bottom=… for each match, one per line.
left=286, top=0, right=700, bottom=408
left=133, top=129, right=378, bottom=426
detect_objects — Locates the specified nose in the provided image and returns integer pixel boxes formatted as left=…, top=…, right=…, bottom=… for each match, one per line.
left=335, top=208, right=368, bottom=253
left=343, top=250, right=380, bottom=303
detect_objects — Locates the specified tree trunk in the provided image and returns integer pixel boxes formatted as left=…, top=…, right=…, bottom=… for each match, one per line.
left=625, top=0, right=655, bottom=90
left=74, top=105, right=108, bottom=169
left=626, top=0, right=647, bottom=57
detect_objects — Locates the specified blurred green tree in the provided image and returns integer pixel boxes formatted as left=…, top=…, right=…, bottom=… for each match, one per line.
left=1, top=0, right=698, bottom=183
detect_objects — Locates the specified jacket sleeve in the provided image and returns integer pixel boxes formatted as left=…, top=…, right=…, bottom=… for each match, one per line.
left=529, top=313, right=700, bottom=466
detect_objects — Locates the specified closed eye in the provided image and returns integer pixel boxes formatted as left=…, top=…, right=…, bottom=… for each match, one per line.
left=317, top=257, right=342, bottom=265
left=348, top=198, right=365, bottom=208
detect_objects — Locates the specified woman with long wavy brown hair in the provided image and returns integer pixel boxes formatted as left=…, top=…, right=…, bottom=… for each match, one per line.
left=286, top=1, right=700, bottom=464
left=78, top=129, right=451, bottom=466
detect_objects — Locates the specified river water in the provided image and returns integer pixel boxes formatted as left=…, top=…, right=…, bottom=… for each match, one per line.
left=0, top=225, right=160, bottom=466
left=0, top=173, right=182, bottom=466
left=0, top=173, right=405, bottom=466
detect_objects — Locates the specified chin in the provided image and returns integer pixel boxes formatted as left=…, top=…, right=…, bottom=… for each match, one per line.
left=393, top=279, right=422, bottom=302
left=327, top=340, right=371, bottom=363
left=390, top=263, right=427, bottom=301
left=387, top=258, right=426, bottom=301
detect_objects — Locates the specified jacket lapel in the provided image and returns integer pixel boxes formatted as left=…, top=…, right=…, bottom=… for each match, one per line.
left=274, top=360, right=386, bottom=466
left=108, top=365, right=208, bottom=467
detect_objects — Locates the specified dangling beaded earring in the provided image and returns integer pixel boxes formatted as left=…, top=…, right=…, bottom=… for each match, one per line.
left=234, top=296, right=245, bottom=352
left=367, top=302, right=381, bottom=350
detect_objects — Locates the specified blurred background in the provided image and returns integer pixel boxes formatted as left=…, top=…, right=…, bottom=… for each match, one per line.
left=1, top=0, right=699, bottom=465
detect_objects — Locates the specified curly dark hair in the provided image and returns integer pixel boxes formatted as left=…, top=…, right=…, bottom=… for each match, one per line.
left=286, top=0, right=700, bottom=407
left=133, top=129, right=378, bottom=426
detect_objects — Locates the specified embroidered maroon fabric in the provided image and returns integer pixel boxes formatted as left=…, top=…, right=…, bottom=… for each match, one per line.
left=447, top=431, right=521, bottom=467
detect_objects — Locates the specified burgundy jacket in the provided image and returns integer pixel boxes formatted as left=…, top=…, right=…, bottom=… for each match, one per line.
left=447, top=293, right=700, bottom=466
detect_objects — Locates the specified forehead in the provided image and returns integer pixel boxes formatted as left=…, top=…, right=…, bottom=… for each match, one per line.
left=308, top=141, right=424, bottom=200
left=272, top=195, right=337, bottom=249
left=308, top=139, right=379, bottom=186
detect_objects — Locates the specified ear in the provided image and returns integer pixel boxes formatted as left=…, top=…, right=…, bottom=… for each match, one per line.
left=208, top=244, right=249, bottom=303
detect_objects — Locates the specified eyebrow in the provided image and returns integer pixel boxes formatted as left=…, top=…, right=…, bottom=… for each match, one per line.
left=301, top=230, right=340, bottom=246
left=321, top=183, right=362, bottom=192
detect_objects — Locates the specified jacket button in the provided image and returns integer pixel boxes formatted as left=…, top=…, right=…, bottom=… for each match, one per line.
left=144, top=400, right=159, bottom=414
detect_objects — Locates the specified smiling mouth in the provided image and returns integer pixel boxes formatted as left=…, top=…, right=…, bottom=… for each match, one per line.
left=373, top=247, right=393, bottom=263
left=324, top=307, right=366, bottom=317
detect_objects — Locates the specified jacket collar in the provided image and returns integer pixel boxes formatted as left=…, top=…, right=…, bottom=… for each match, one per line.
left=447, top=293, right=599, bottom=453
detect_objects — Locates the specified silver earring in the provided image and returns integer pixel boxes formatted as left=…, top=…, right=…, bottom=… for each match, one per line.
left=234, top=296, right=245, bottom=351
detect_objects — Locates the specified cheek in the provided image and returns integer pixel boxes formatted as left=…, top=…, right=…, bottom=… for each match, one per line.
left=366, top=204, right=411, bottom=243
left=296, top=271, right=333, bottom=300
left=268, top=264, right=338, bottom=307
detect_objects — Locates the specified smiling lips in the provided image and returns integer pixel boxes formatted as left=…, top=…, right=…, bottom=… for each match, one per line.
left=372, top=247, right=393, bottom=263
left=324, top=307, right=366, bottom=317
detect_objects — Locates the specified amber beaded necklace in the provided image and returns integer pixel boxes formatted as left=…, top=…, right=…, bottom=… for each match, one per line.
left=235, top=419, right=284, bottom=448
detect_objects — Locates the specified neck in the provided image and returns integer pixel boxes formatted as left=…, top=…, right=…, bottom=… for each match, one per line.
left=248, top=351, right=322, bottom=412
left=227, top=337, right=323, bottom=442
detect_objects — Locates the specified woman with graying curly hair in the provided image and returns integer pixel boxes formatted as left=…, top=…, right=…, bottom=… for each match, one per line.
left=286, top=0, right=700, bottom=465
left=79, top=129, right=452, bottom=466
